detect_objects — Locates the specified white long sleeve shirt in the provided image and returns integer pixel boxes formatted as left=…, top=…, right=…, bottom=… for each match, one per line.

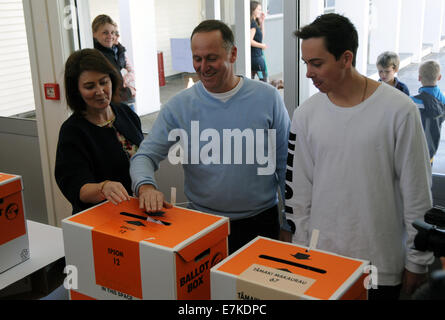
left=285, top=83, right=434, bottom=286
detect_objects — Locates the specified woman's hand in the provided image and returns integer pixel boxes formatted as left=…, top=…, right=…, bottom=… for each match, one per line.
left=259, top=12, right=266, bottom=26
left=100, top=180, right=131, bottom=205
left=79, top=181, right=130, bottom=206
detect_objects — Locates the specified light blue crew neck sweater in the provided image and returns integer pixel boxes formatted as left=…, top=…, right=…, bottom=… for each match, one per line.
left=130, top=77, right=290, bottom=226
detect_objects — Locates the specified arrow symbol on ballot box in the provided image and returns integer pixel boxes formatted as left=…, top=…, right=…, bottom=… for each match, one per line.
left=278, top=268, right=293, bottom=274
left=125, top=220, right=146, bottom=227
left=291, top=252, right=311, bottom=260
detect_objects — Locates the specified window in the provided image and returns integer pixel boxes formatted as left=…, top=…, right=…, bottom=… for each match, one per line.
left=0, top=0, right=35, bottom=119
left=324, top=0, right=335, bottom=13
left=300, top=0, right=445, bottom=177
left=266, top=0, right=283, bottom=16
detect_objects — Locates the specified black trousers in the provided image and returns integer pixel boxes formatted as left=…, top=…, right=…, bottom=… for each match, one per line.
left=368, top=285, right=402, bottom=300
left=251, top=55, right=268, bottom=82
left=228, top=205, right=280, bottom=255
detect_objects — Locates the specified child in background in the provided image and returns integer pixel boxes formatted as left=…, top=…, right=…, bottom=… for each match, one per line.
left=377, top=51, right=410, bottom=95
left=113, top=27, right=136, bottom=107
left=411, top=60, right=445, bottom=163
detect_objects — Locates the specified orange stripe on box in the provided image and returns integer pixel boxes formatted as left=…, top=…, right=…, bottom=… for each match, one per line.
left=340, top=274, right=368, bottom=300
left=0, top=191, right=26, bottom=246
left=70, top=290, right=96, bottom=300
left=92, top=226, right=142, bottom=299
left=176, top=238, right=228, bottom=300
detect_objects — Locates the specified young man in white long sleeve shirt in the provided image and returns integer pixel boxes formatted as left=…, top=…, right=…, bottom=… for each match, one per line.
left=285, top=13, right=434, bottom=300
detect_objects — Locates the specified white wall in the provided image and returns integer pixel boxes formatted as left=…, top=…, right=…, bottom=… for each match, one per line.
left=88, top=0, right=121, bottom=29
left=335, top=0, right=369, bottom=75
left=423, top=0, right=445, bottom=53
left=299, top=0, right=324, bottom=103
left=263, top=16, right=283, bottom=78
left=119, top=0, right=161, bottom=115
left=368, top=0, right=402, bottom=65
left=221, top=0, right=235, bottom=26
left=154, top=0, right=204, bottom=77
left=399, top=0, right=426, bottom=63
left=89, top=0, right=203, bottom=78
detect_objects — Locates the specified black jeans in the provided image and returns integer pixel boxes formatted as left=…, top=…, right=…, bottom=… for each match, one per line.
left=251, top=55, right=268, bottom=82
left=228, top=205, right=280, bottom=255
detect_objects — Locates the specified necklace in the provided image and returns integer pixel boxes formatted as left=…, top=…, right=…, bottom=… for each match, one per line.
left=85, top=106, right=115, bottom=127
left=361, top=76, right=368, bottom=103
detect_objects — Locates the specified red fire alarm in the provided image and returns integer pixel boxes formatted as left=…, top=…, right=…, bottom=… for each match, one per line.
left=44, top=83, right=60, bottom=100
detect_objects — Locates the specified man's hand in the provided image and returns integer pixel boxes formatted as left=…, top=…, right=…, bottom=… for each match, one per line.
left=402, top=269, right=428, bottom=296
left=138, top=184, right=172, bottom=212
left=279, top=230, right=293, bottom=243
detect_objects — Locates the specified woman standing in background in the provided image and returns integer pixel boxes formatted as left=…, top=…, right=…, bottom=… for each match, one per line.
left=250, top=1, right=268, bottom=82
left=92, top=14, right=135, bottom=107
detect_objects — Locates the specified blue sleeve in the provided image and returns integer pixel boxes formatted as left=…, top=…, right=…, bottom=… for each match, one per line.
left=130, top=105, right=177, bottom=195
left=437, top=90, right=445, bottom=105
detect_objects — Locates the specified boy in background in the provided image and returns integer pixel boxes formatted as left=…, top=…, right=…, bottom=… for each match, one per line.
left=377, top=51, right=410, bottom=95
left=412, top=60, right=445, bottom=163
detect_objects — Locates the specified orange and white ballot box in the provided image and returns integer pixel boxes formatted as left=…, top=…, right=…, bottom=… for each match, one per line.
left=0, top=173, right=30, bottom=273
left=62, top=198, right=229, bottom=300
left=211, top=237, right=370, bottom=300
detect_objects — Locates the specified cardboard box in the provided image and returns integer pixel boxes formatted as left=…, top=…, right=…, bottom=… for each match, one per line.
left=0, top=173, right=30, bottom=273
left=211, top=237, right=370, bottom=300
left=62, top=198, right=229, bottom=300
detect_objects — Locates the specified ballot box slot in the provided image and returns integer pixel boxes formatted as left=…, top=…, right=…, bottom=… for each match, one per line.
left=120, top=212, right=171, bottom=226
left=259, top=255, right=327, bottom=274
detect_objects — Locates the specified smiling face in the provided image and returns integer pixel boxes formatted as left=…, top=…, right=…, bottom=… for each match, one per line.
left=253, top=4, right=262, bottom=19
left=93, top=23, right=116, bottom=48
left=78, top=70, right=112, bottom=113
left=191, top=30, right=237, bottom=93
left=301, top=37, right=349, bottom=94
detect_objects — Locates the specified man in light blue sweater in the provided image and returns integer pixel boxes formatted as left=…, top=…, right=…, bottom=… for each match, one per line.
left=130, top=20, right=291, bottom=254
